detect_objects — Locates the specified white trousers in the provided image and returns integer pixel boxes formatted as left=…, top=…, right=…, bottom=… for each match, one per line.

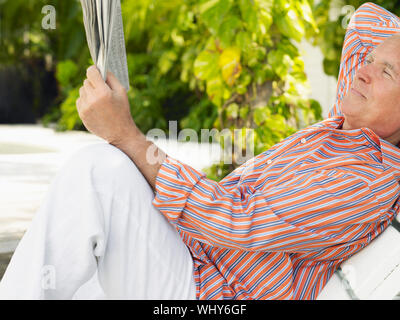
left=0, top=143, right=196, bottom=300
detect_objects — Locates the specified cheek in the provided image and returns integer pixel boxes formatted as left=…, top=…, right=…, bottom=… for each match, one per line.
left=375, top=88, right=400, bottom=115
left=370, top=107, right=400, bottom=137
left=373, top=81, right=400, bottom=102
left=365, top=83, right=399, bottom=114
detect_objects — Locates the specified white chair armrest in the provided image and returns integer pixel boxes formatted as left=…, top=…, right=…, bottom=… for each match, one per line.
left=317, top=224, right=400, bottom=300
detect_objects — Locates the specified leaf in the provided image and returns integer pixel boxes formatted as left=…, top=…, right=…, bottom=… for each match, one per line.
left=239, top=105, right=250, bottom=120
left=296, top=0, right=318, bottom=31
left=236, top=83, right=248, bottom=94
left=200, top=0, right=233, bottom=34
left=253, top=106, right=270, bottom=126
left=239, top=0, right=258, bottom=33
left=158, top=50, right=178, bottom=75
left=235, top=31, right=252, bottom=51
left=265, top=114, right=286, bottom=131
left=56, top=60, right=78, bottom=88
left=274, top=3, right=305, bottom=42
left=226, top=103, right=239, bottom=118
left=198, top=0, right=220, bottom=14
left=194, top=50, right=219, bottom=80
left=258, top=0, right=273, bottom=31
left=206, top=77, right=224, bottom=107
left=218, top=47, right=242, bottom=86
left=267, top=49, right=293, bottom=78
left=218, top=15, right=242, bottom=47
left=277, top=39, right=299, bottom=59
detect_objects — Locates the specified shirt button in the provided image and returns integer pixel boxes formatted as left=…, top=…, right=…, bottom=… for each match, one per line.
left=267, top=160, right=272, bottom=165
left=301, top=138, right=306, bottom=144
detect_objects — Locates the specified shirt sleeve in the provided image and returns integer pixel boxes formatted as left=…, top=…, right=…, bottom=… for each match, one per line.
left=329, top=2, right=400, bottom=118
left=152, top=156, right=395, bottom=254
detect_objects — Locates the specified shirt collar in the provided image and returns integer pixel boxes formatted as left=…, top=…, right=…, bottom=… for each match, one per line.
left=319, top=116, right=400, bottom=171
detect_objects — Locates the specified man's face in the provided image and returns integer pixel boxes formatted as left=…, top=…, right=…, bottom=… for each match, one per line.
left=341, top=35, right=400, bottom=144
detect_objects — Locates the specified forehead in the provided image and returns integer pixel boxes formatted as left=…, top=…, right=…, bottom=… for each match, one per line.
left=374, top=35, right=400, bottom=57
left=371, top=36, right=400, bottom=72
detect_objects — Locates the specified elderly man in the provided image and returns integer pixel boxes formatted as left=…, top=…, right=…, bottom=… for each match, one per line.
left=1, top=2, right=400, bottom=300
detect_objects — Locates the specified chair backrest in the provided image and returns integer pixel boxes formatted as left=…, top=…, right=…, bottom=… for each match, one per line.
left=318, top=217, right=400, bottom=300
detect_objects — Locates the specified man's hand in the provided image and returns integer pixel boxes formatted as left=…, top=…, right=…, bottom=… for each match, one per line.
left=76, top=65, right=138, bottom=146
left=76, top=65, right=166, bottom=189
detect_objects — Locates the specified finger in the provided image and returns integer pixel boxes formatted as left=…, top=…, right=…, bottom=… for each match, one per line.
left=79, top=86, right=86, bottom=100
left=77, top=87, right=87, bottom=112
left=83, top=79, right=95, bottom=94
left=76, top=96, right=85, bottom=113
left=84, top=78, right=95, bottom=89
left=86, top=65, right=105, bottom=89
left=83, top=79, right=96, bottom=104
left=106, top=71, right=125, bottom=92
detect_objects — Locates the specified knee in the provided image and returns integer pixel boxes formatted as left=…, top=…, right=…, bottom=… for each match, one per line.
left=68, top=142, right=129, bottom=168
left=64, top=143, right=147, bottom=189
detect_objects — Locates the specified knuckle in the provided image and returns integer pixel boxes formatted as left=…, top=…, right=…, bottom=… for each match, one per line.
left=86, top=66, right=94, bottom=78
left=83, top=79, right=93, bottom=90
left=87, top=92, right=102, bottom=108
left=99, top=88, right=111, bottom=100
left=116, top=85, right=126, bottom=94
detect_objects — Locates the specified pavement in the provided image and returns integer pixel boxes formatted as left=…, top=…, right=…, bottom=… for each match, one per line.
left=0, top=124, right=222, bottom=280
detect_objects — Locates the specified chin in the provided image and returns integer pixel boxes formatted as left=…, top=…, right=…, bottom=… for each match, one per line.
left=342, top=97, right=368, bottom=118
left=341, top=110, right=366, bottom=130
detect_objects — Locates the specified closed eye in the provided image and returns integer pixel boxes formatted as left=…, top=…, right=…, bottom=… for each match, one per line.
left=365, top=53, right=398, bottom=80
left=384, top=69, right=392, bottom=78
left=365, top=54, right=374, bottom=64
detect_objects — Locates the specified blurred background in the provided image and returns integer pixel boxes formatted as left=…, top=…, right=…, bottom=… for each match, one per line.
left=2, top=0, right=400, bottom=281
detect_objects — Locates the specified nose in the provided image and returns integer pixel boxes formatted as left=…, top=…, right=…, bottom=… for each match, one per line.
left=355, top=63, right=372, bottom=84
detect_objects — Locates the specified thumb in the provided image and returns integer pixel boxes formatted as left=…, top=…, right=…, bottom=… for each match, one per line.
left=106, top=71, right=124, bottom=92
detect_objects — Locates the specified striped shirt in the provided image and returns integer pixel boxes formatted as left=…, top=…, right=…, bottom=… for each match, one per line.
left=152, top=2, right=400, bottom=300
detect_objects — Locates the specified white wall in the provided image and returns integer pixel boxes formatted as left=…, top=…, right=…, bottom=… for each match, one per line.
left=299, top=40, right=338, bottom=119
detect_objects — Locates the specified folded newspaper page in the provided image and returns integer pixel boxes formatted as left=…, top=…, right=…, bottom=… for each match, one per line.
left=80, top=0, right=130, bottom=91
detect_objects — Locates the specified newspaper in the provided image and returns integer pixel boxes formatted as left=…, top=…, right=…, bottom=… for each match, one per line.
left=80, top=0, right=130, bottom=91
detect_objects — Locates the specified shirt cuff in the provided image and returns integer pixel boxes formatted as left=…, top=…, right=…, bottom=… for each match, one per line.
left=152, top=155, right=206, bottom=224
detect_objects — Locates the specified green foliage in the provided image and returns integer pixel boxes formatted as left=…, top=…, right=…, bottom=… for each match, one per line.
left=0, top=0, right=87, bottom=65
left=0, top=0, right=89, bottom=123
left=312, top=0, right=400, bottom=77
left=56, top=60, right=79, bottom=93
left=120, top=0, right=322, bottom=140
left=58, top=87, right=82, bottom=131
left=41, top=59, right=83, bottom=129
left=2, top=0, right=325, bottom=181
